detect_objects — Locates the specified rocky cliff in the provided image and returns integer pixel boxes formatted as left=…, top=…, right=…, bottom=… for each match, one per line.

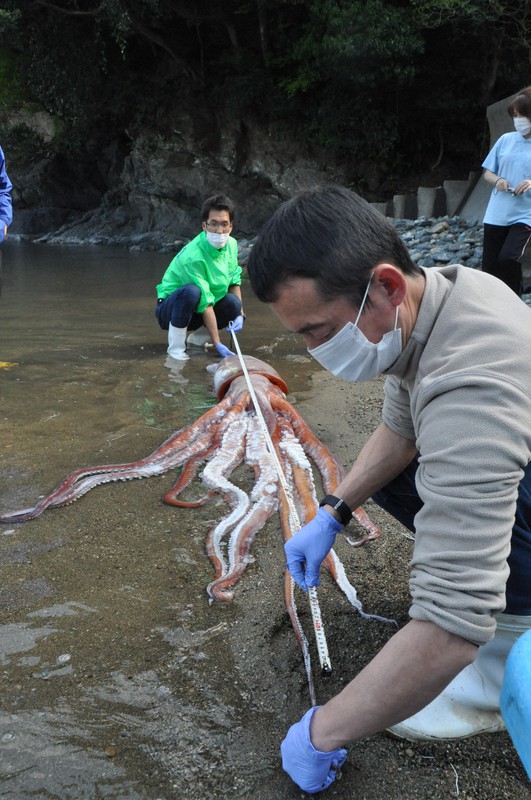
left=9, top=109, right=344, bottom=251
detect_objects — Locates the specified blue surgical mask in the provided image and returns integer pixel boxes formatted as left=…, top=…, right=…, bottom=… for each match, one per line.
left=308, top=278, right=402, bottom=382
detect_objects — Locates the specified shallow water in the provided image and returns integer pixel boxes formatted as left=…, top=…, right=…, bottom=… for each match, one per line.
left=0, top=240, right=323, bottom=800
left=0, top=240, right=317, bottom=500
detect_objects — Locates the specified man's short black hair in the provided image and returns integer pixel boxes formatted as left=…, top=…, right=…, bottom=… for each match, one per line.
left=247, top=185, right=420, bottom=307
left=201, top=194, right=235, bottom=223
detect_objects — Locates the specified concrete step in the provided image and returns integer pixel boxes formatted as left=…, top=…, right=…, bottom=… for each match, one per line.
left=372, top=173, right=479, bottom=220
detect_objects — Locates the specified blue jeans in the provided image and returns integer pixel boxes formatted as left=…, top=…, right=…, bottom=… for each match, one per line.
left=155, top=284, right=241, bottom=331
left=372, top=456, right=531, bottom=615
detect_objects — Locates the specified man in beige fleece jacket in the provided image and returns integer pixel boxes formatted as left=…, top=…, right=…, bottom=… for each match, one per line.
left=247, top=185, right=531, bottom=794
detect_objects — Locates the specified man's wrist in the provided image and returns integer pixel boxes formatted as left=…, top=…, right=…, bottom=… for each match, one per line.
left=319, top=495, right=353, bottom=527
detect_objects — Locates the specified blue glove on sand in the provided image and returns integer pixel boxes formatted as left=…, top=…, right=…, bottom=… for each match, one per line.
left=281, top=706, right=348, bottom=794
left=216, top=342, right=235, bottom=358
left=227, top=314, right=245, bottom=334
left=284, top=507, right=342, bottom=591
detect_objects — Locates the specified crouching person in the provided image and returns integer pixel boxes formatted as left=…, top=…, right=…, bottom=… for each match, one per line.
left=156, top=193, right=245, bottom=361
left=247, top=185, right=531, bottom=793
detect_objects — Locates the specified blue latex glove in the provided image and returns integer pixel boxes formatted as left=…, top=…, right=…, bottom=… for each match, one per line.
left=281, top=706, right=348, bottom=794
left=227, top=314, right=245, bottom=334
left=215, top=342, right=235, bottom=358
left=284, top=507, right=342, bottom=591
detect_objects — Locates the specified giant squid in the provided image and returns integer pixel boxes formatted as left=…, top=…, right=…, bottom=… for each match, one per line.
left=0, top=355, right=383, bottom=701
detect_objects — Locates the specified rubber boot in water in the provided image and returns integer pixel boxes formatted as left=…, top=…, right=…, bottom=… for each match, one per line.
left=167, top=324, right=189, bottom=361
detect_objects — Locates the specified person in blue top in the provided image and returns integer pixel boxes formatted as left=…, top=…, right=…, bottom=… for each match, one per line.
left=0, top=146, right=13, bottom=299
left=482, top=87, right=531, bottom=296
left=155, top=194, right=245, bottom=361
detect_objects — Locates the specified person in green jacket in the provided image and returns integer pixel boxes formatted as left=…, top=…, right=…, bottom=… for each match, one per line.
left=156, top=194, right=245, bottom=361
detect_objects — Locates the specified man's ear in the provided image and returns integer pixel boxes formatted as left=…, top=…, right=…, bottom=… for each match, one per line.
left=371, top=264, right=407, bottom=306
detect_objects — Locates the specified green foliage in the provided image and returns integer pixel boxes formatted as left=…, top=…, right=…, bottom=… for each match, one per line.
left=0, top=7, right=20, bottom=33
left=268, top=1, right=423, bottom=167
left=413, top=0, right=531, bottom=39
left=1, top=0, right=531, bottom=190
left=0, top=47, right=24, bottom=110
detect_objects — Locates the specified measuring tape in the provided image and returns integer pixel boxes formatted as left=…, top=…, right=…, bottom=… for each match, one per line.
left=228, top=324, right=332, bottom=675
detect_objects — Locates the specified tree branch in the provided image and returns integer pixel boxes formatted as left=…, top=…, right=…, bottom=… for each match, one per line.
left=31, top=0, right=101, bottom=16
left=130, top=17, right=200, bottom=81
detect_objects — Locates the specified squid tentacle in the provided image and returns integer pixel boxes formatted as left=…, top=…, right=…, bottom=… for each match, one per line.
left=277, top=486, right=316, bottom=706
left=202, top=418, right=250, bottom=588
left=271, top=394, right=381, bottom=542
left=277, top=421, right=319, bottom=528
left=0, top=392, right=254, bottom=524
left=207, top=416, right=279, bottom=601
left=0, top=395, right=238, bottom=523
left=0, top=353, right=387, bottom=705
left=345, top=509, right=382, bottom=545
left=274, top=428, right=318, bottom=704
left=207, top=494, right=278, bottom=601
left=161, top=399, right=251, bottom=507
left=271, top=395, right=345, bottom=486
left=277, top=421, right=379, bottom=620
left=162, top=454, right=216, bottom=508
left=0, top=434, right=220, bottom=523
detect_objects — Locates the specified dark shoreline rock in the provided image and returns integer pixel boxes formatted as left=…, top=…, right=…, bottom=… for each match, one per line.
left=8, top=208, right=531, bottom=302
left=9, top=213, right=486, bottom=272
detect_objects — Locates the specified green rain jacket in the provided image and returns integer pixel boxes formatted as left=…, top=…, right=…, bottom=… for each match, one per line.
left=156, top=232, right=241, bottom=313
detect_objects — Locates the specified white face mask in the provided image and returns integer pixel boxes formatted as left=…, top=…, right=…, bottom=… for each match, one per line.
left=206, top=232, right=230, bottom=249
left=308, top=278, right=402, bottom=382
left=514, top=117, right=531, bottom=137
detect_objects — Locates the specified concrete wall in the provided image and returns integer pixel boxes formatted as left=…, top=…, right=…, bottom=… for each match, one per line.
left=374, top=93, right=518, bottom=223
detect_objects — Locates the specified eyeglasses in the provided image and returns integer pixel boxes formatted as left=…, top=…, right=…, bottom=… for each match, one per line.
left=205, top=220, right=232, bottom=232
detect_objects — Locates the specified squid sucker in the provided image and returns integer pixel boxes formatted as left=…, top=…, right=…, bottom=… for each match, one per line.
left=1, top=355, right=383, bottom=701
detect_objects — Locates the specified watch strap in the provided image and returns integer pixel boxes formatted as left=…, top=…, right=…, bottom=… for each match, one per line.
left=319, top=494, right=353, bottom=527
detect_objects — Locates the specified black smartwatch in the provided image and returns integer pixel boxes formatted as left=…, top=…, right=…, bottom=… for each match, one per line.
left=319, top=495, right=353, bottom=527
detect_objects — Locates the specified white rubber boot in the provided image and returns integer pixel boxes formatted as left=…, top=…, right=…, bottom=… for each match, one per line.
left=389, top=613, right=531, bottom=742
left=167, top=324, right=189, bottom=361
left=186, top=325, right=210, bottom=347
